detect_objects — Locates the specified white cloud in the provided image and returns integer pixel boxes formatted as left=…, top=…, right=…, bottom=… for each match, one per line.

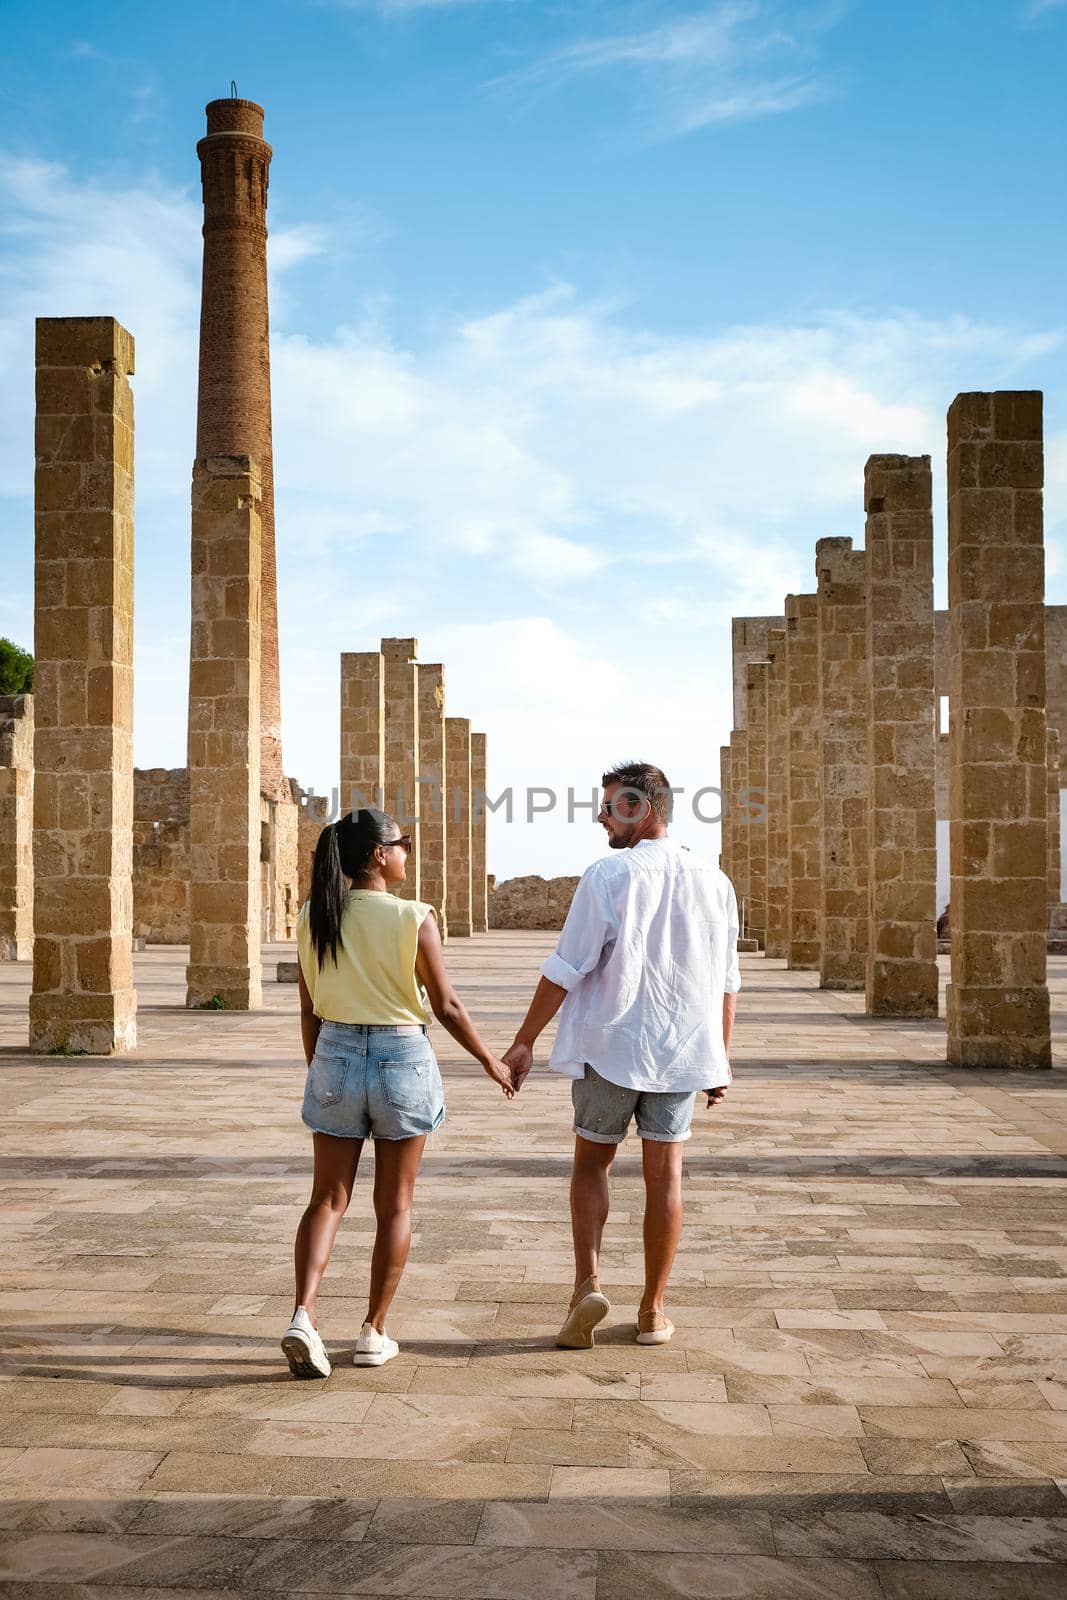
left=1, top=151, right=1064, bottom=879
left=487, top=1, right=836, bottom=139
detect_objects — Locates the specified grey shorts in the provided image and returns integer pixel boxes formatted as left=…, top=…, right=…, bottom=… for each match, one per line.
left=572, top=1062, right=696, bottom=1145
left=302, top=1020, right=445, bottom=1142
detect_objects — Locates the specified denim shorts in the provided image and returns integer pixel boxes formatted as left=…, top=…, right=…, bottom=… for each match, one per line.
left=302, top=1020, right=445, bottom=1141
left=572, top=1062, right=696, bottom=1145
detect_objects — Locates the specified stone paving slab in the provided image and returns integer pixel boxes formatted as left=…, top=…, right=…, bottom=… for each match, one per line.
left=0, top=931, right=1066, bottom=1596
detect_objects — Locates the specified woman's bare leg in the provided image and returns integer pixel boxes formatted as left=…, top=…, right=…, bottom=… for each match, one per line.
left=366, top=1134, right=426, bottom=1330
left=294, top=1132, right=363, bottom=1323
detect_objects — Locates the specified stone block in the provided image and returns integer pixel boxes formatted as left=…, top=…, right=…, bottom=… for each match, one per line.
left=946, top=392, right=1050, bottom=1067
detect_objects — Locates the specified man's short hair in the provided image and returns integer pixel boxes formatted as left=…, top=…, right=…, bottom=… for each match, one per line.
left=601, top=760, right=673, bottom=823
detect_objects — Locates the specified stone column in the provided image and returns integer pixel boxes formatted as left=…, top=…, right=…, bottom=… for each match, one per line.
left=383, top=638, right=421, bottom=899
left=744, top=661, right=769, bottom=946
left=185, top=455, right=263, bottom=1011
left=764, top=628, right=789, bottom=959
left=0, top=694, right=34, bottom=960
left=471, top=731, right=489, bottom=933
left=785, top=592, right=821, bottom=971
left=865, top=454, right=939, bottom=1017
left=946, top=390, right=1050, bottom=1069
left=1048, top=728, right=1061, bottom=916
left=816, top=537, right=869, bottom=990
left=718, top=744, right=731, bottom=877
left=729, top=729, right=749, bottom=937
left=340, top=650, right=385, bottom=814
left=445, top=716, right=472, bottom=937
left=30, top=316, right=137, bottom=1054
left=195, top=99, right=286, bottom=801
left=417, top=663, right=447, bottom=933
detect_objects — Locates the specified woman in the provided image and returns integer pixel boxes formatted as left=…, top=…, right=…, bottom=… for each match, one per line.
left=281, top=808, right=513, bottom=1379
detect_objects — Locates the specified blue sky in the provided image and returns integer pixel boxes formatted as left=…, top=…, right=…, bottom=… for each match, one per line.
left=1, top=0, right=1065, bottom=878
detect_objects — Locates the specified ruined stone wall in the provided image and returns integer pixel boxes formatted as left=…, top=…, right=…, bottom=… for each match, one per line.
left=133, top=768, right=190, bottom=944
left=489, top=875, right=579, bottom=930
left=0, top=694, right=34, bottom=960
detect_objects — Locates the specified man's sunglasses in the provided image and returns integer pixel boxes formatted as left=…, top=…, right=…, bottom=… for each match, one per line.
left=381, top=835, right=413, bottom=854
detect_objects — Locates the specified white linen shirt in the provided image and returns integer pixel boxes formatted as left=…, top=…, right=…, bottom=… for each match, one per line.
left=542, top=837, right=741, bottom=1093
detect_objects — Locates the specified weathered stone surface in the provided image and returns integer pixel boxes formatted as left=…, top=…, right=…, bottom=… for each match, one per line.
left=489, top=875, right=579, bottom=929
left=340, top=650, right=385, bottom=814
left=418, top=663, right=448, bottom=935
left=785, top=592, right=822, bottom=971
left=445, top=715, right=472, bottom=937
left=764, top=631, right=789, bottom=961
left=30, top=316, right=137, bottom=1054
left=816, top=538, right=869, bottom=991
left=1048, top=728, right=1061, bottom=915
left=729, top=729, right=749, bottom=939
left=744, top=661, right=769, bottom=947
left=0, top=693, right=34, bottom=960
left=185, top=456, right=263, bottom=1011
left=946, top=391, right=1051, bottom=1068
left=864, top=455, right=939, bottom=1018
left=383, top=638, right=421, bottom=900
left=196, top=98, right=285, bottom=803
left=133, top=767, right=190, bottom=943
left=471, top=731, right=489, bottom=934
left=718, top=744, right=731, bottom=878
left=731, top=615, right=784, bottom=729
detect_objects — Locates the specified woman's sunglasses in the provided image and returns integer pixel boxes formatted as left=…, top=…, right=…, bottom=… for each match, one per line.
left=381, top=835, right=413, bottom=855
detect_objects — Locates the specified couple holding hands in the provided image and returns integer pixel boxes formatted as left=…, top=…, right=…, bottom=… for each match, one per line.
left=281, top=761, right=740, bottom=1381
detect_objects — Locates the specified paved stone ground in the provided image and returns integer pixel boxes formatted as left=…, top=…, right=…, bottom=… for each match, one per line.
left=1, top=931, right=1066, bottom=1597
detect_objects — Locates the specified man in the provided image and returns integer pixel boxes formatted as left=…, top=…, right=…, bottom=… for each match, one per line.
left=504, top=761, right=739, bottom=1348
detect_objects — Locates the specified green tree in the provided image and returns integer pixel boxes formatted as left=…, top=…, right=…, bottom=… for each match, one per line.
left=0, top=638, right=33, bottom=695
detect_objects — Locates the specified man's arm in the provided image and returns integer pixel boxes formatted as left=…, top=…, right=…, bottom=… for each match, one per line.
left=705, top=879, right=741, bottom=1110
left=503, top=866, right=618, bottom=1092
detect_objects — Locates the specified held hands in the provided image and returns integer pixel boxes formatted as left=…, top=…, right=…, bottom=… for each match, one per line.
left=704, top=1084, right=728, bottom=1110
left=482, top=1053, right=516, bottom=1098
left=502, top=1040, right=534, bottom=1093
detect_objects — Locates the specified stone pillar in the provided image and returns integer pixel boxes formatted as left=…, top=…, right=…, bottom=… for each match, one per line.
left=729, top=729, right=749, bottom=937
left=195, top=98, right=286, bottom=802
left=784, top=592, right=822, bottom=971
left=417, top=663, right=447, bottom=934
left=445, top=715, right=472, bottom=937
left=382, top=638, right=421, bottom=899
left=815, top=537, right=869, bottom=990
left=185, top=455, right=263, bottom=1010
left=340, top=650, right=385, bottom=814
left=0, top=694, right=34, bottom=960
left=946, top=390, right=1050, bottom=1069
left=718, top=744, right=731, bottom=877
left=471, top=731, right=489, bottom=933
left=744, top=661, right=769, bottom=946
left=764, top=629, right=789, bottom=960
left=865, top=454, right=939, bottom=1017
left=30, top=316, right=137, bottom=1054
left=1048, top=728, right=1061, bottom=915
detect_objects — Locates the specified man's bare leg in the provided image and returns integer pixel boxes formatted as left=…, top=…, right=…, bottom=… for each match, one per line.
left=570, top=1134, right=617, bottom=1291
left=639, top=1137, right=685, bottom=1317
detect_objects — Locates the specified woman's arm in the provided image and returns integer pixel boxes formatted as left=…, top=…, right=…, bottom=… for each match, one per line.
left=415, top=913, right=514, bottom=1096
left=297, top=965, right=321, bottom=1067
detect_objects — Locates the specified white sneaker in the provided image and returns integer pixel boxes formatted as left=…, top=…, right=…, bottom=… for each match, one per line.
left=353, top=1320, right=399, bottom=1366
left=281, top=1307, right=331, bottom=1379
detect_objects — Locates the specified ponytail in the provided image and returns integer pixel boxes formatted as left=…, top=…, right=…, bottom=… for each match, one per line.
left=306, top=807, right=400, bottom=968
left=308, top=823, right=348, bottom=968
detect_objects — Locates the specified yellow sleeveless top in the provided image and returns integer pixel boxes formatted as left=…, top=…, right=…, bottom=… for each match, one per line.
left=295, top=891, right=435, bottom=1025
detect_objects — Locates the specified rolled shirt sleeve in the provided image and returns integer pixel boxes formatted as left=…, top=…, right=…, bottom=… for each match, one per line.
left=723, top=877, right=742, bottom=995
left=541, top=865, right=620, bottom=992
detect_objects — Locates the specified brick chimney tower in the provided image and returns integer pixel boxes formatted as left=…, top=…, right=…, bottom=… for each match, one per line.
left=194, top=95, right=286, bottom=801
